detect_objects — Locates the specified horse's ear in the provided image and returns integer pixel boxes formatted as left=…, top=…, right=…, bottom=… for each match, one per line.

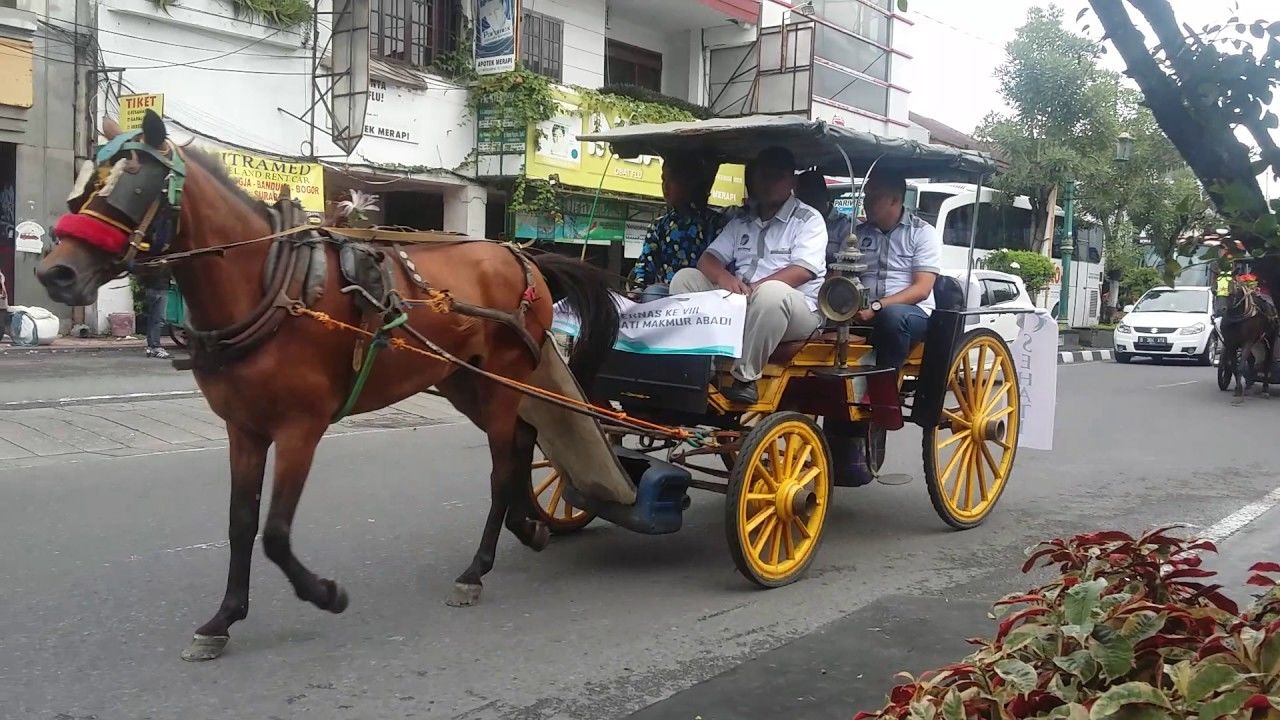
left=102, top=116, right=122, bottom=141
left=141, top=110, right=167, bottom=148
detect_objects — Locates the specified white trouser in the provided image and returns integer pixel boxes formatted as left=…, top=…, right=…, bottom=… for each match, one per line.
left=670, top=268, right=822, bottom=382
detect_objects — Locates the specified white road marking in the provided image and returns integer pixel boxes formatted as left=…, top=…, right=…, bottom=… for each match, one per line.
left=1203, top=485, right=1280, bottom=542
left=0, top=390, right=200, bottom=408
left=1154, top=381, right=1199, bottom=389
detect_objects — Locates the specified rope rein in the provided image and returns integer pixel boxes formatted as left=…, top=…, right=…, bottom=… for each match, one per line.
left=291, top=305, right=692, bottom=440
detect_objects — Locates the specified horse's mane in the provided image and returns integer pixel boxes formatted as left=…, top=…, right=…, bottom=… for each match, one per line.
left=181, top=146, right=273, bottom=222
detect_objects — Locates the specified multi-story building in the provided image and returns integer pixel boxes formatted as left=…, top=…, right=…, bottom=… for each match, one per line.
left=27, top=0, right=917, bottom=326
left=1, top=0, right=92, bottom=318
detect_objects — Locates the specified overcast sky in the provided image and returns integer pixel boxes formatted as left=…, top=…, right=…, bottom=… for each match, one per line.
left=897, top=0, right=1278, bottom=198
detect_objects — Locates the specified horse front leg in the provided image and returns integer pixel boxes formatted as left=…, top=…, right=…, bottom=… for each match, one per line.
left=260, top=420, right=350, bottom=614
left=1234, top=344, right=1248, bottom=404
left=182, top=424, right=269, bottom=662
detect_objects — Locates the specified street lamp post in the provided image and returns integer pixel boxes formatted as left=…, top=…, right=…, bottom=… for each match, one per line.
left=1057, top=133, right=1134, bottom=325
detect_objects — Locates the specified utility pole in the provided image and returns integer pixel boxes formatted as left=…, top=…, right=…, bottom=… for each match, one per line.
left=1057, top=180, right=1076, bottom=325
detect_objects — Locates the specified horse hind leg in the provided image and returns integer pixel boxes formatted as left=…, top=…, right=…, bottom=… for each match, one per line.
left=441, top=378, right=547, bottom=608
left=261, top=420, right=350, bottom=614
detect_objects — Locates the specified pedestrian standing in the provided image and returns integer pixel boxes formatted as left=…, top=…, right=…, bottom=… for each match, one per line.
left=0, top=267, right=10, bottom=344
left=139, top=269, right=172, bottom=359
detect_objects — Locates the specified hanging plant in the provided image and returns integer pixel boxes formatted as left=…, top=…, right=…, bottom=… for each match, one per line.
left=508, top=175, right=562, bottom=218
left=575, top=85, right=708, bottom=124
left=431, top=15, right=477, bottom=82
left=149, top=0, right=312, bottom=28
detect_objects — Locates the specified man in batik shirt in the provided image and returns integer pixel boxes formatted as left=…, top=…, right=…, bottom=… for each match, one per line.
left=631, top=154, right=725, bottom=298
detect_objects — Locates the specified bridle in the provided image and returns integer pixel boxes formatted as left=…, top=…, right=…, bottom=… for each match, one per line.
left=62, top=129, right=187, bottom=270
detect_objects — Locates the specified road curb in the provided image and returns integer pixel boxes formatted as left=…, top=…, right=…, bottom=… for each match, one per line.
left=1059, top=349, right=1113, bottom=364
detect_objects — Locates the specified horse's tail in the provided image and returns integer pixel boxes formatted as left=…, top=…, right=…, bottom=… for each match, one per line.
left=531, top=253, right=620, bottom=388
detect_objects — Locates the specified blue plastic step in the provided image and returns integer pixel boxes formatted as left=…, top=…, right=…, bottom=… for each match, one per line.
left=561, top=447, right=692, bottom=535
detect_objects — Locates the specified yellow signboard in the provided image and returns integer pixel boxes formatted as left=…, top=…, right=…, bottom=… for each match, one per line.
left=523, top=91, right=746, bottom=207
left=119, top=93, right=165, bottom=130
left=198, top=142, right=327, bottom=213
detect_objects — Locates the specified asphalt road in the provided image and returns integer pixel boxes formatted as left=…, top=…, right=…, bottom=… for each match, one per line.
left=2, top=357, right=1278, bottom=720
left=0, top=351, right=197, bottom=405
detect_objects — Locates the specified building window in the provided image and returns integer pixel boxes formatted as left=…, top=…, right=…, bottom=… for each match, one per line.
left=605, top=40, right=662, bottom=91
left=371, top=0, right=459, bottom=67
left=521, top=10, right=563, bottom=81
left=812, top=62, right=889, bottom=116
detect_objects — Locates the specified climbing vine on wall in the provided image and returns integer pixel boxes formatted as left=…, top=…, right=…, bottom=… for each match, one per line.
left=150, top=0, right=312, bottom=28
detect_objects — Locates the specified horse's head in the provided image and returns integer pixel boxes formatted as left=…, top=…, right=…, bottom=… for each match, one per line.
left=37, top=110, right=185, bottom=306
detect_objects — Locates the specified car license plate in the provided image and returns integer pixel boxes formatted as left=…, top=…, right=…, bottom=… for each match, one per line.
left=1138, top=336, right=1167, bottom=345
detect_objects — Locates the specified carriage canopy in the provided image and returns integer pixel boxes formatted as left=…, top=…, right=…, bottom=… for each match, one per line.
left=576, top=115, right=998, bottom=181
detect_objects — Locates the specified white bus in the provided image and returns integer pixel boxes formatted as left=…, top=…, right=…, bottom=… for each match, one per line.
left=833, top=181, right=1104, bottom=327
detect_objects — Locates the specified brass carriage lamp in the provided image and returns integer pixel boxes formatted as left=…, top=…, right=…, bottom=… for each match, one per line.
left=1115, top=132, right=1134, bottom=163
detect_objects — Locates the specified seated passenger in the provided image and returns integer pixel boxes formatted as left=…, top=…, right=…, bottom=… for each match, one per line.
left=852, top=170, right=942, bottom=370
left=795, top=170, right=854, bottom=265
left=670, top=146, right=827, bottom=405
left=630, top=154, right=725, bottom=300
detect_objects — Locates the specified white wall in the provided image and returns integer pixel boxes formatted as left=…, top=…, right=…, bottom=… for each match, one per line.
left=522, top=0, right=606, bottom=87
left=96, top=0, right=474, bottom=171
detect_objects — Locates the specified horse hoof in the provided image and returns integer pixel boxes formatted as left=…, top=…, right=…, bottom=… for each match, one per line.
left=1232, top=397, right=1244, bottom=406
left=446, top=582, right=482, bottom=607
left=327, top=583, right=349, bottom=614
left=181, top=634, right=229, bottom=662
left=530, top=522, right=551, bottom=552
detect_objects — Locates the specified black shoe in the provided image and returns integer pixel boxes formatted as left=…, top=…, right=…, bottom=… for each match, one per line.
left=723, top=379, right=758, bottom=405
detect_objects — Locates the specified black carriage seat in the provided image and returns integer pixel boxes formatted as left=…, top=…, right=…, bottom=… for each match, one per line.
left=765, top=274, right=965, bottom=366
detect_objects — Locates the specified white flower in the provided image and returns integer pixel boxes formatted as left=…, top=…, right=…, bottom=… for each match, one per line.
left=336, top=190, right=380, bottom=220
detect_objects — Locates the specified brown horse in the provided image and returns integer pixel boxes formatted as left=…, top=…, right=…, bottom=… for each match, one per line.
left=1219, top=281, right=1277, bottom=403
left=35, top=111, right=619, bottom=661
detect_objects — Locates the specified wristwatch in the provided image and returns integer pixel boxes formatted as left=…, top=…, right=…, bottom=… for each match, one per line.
left=870, top=301, right=883, bottom=312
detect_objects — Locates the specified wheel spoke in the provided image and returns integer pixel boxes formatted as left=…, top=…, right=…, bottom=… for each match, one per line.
left=790, top=444, right=814, bottom=482
left=768, top=523, right=783, bottom=565
left=949, top=376, right=974, bottom=418
left=988, top=404, right=1015, bottom=421
left=961, top=349, right=976, bottom=403
left=547, top=480, right=565, bottom=515
left=948, top=443, right=972, bottom=505
left=783, top=522, right=796, bottom=559
left=533, top=473, right=557, bottom=498
left=971, top=345, right=988, bottom=408
left=746, top=492, right=775, bottom=502
left=752, top=517, right=778, bottom=556
left=796, top=465, right=821, bottom=488
left=782, top=434, right=801, bottom=480
left=745, top=505, right=773, bottom=534
left=974, top=446, right=989, bottom=503
left=978, top=439, right=1002, bottom=480
left=938, top=428, right=970, bottom=450
left=940, top=439, right=968, bottom=488
left=751, top=457, right=778, bottom=490
left=793, top=516, right=813, bottom=539
left=942, top=409, right=971, bottom=429
left=981, top=366, right=1006, bottom=414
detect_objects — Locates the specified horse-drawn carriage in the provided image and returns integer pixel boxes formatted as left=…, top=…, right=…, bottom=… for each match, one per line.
left=38, top=109, right=1030, bottom=660
left=522, top=116, right=1027, bottom=588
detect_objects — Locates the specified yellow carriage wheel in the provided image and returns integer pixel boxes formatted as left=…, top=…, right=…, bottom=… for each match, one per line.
left=726, top=412, right=833, bottom=588
left=923, top=329, right=1020, bottom=530
left=529, top=455, right=595, bottom=535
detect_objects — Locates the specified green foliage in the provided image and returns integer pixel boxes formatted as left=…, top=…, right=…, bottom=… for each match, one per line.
left=508, top=175, right=562, bottom=218
left=855, top=528, right=1280, bottom=720
left=577, top=84, right=711, bottom=122
left=1130, top=169, right=1214, bottom=286
left=978, top=6, right=1116, bottom=249
left=1120, top=266, right=1161, bottom=305
left=431, top=15, right=476, bottom=82
left=984, top=250, right=1056, bottom=297
left=151, top=0, right=312, bottom=27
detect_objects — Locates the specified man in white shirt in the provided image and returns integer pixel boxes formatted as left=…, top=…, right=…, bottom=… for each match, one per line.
left=670, top=147, right=827, bottom=404
left=852, top=170, right=942, bottom=370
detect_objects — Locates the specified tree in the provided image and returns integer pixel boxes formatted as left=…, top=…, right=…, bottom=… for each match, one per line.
left=978, top=6, right=1118, bottom=252
left=1130, top=168, right=1215, bottom=286
left=1084, top=1, right=1280, bottom=286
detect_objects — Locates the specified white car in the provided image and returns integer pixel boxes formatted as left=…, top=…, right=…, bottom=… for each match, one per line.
left=941, top=269, right=1037, bottom=344
left=1113, top=286, right=1219, bottom=365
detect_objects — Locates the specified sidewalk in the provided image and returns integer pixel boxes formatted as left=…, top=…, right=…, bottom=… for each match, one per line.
left=625, top=510, right=1280, bottom=720
left=0, top=335, right=180, bottom=355
left=0, top=392, right=466, bottom=468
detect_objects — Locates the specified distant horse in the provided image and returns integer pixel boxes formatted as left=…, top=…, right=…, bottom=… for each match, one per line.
left=34, top=111, right=620, bottom=661
left=1218, top=281, right=1277, bottom=403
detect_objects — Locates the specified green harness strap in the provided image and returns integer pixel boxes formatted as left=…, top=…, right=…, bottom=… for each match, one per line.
left=333, top=312, right=410, bottom=423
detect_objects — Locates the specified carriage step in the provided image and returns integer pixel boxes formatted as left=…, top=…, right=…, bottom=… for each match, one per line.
left=562, top=447, right=691, bottom=535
